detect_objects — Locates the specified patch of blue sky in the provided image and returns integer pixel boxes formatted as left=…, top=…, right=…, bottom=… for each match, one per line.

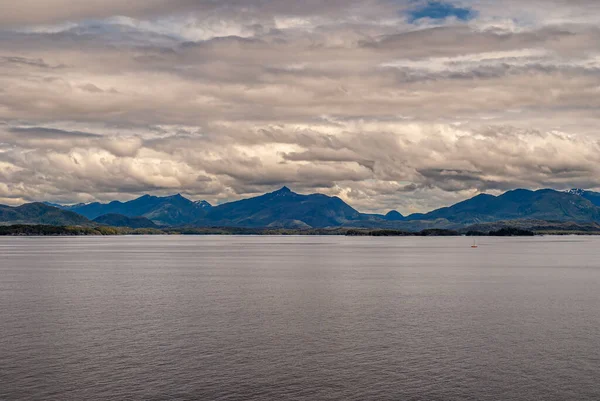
left=407, top=1, right=477, bottom=23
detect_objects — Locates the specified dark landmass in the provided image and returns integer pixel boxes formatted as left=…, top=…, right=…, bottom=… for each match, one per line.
left=0, top=225, right=164, bottom=236
left=346, top=228, right=460, bottom=236
left=0, top=224, right=558, bottom=237
left=462, top=219, right=600, bottom=235
left=165, top=227, right=351, bottom=235
left=346, top=227, right=535, bottom=237
left=466, top=227, right=535, bottom=237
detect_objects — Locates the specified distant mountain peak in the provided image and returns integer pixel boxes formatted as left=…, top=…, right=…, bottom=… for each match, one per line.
left=42, top=201, right=63, bottom=208
left=385, top=210, right=405, bottom=221
left=565, top=188, right=600, bottom=207
left=273, top=186, right=293, bottom=195
left=195, top=200, right=212, bottom=208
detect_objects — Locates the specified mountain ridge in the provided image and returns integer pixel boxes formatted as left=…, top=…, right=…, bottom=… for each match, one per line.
left=5, top=186, right=600, bottom=230
left=566, top=188, right=600, bottom=207
left=194, top=186, right=368, bottom=228
left=93, top=214, right=159, bottom=229
left=59, top=194, right=212, bottom=226
left=406, top=188, right=600, bottom=224
left=0, top=203, right=92, bottom=226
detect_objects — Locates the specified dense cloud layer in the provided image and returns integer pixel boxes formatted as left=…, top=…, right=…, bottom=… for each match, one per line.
left=1, top=0, right=600, bottom=213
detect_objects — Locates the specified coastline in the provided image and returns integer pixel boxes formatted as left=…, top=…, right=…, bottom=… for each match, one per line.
left=0, top=224, right=576, bottom=237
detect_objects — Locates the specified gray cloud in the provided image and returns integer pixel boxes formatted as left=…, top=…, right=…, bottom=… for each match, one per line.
left=8, top=127, right=102, bottom=138
left=1, top=1, right=600, bottom=212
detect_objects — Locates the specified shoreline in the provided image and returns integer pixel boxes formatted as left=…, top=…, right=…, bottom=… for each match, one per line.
left=2, top=224, right=594, bottom=237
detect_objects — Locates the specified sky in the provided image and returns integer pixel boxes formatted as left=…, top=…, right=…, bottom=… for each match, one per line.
left=1, top=0, right=600, bottom=214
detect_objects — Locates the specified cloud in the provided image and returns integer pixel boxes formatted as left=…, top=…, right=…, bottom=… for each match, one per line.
left=1, top=0, right=600, bottom=212
left=8, top=127, right=102, bottom=138
left=2, top=120, right=600, bottom=213
left=0, top=56, right=55, bottom=68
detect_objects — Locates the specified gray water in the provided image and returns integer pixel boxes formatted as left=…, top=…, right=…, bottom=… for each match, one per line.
left=1, top=236, right=600, bottom=401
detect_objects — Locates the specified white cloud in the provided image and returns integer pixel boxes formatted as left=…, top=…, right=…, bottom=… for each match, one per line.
left=1, top=0, right=600, bottom=213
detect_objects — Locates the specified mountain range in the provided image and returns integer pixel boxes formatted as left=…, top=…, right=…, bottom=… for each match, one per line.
left=59, top=194, right=211, bottom=226
left=192, top=186, right=374, bottom=228
left=406, top=189, right=600, bottom=224
left=2, top=187, right=600, bottom=230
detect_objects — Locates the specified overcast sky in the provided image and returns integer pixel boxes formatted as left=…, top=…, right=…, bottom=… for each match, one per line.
left=1, top=0, right=600, bottom=213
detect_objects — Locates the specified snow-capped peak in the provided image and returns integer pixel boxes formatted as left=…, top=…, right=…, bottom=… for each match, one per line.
left=195, top=200, right=212, bottom=208
left=566, top=189, right=586, bottom=196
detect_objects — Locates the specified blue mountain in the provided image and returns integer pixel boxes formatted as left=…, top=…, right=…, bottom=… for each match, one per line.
left=195, top=186, right=371, bottom=228
left=566, top=189, right=600, bottom=207
left=8, top=186, right=600, bottom=229
left=0, top=203, right=91, bottom=226
left=93, top=214, right=158, bottom=229
left=61, top=194, right=212, bottom=226
left=384, top=210, right=405, bottom=221
left=406, top=189, right=600, bottom=224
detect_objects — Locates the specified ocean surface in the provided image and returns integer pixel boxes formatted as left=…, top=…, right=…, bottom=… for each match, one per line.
left=1, top=236, right=600, bottom=401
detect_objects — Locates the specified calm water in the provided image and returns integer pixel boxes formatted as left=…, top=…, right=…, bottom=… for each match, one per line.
left=1, top=236, right=600, bottom=401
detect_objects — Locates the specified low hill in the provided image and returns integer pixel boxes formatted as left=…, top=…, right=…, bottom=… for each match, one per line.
left=462, top=219, right=600, bottom=235
left=0, top=203, right=92, bottom=226
left=384, top=210, right=405, bottom=221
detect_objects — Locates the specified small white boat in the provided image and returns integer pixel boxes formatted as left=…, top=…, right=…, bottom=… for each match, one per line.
left=471, top=239, right=478, bottom=248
